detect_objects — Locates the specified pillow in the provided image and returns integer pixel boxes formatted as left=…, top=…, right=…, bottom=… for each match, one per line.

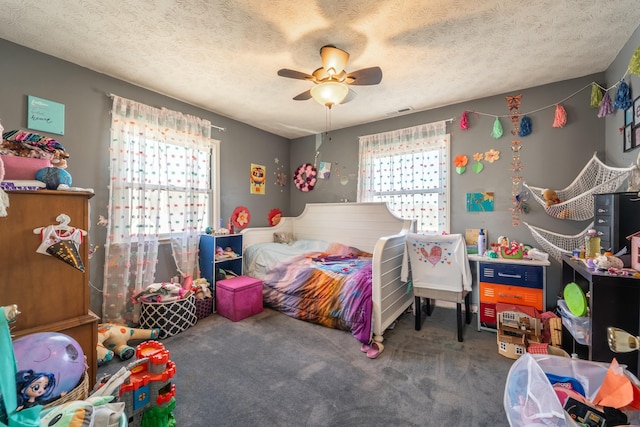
left=273, top=232, right=294, bottom=244
left=0, top=155, right=51, bottom=180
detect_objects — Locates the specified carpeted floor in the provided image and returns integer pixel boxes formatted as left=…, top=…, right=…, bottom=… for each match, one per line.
left=98, top=305, right=516, bottom=426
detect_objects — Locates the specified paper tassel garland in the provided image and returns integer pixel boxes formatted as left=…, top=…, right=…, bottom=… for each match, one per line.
left=590, top=84, right=603, bottom=108
left=491, top=117, right=503, bottom=139
left=613, top=81, right=632, bottom=111
left=518, top=116, right=532, bottom=137
left=460, top=111, right=469, bottom=130
left=553, top=105, right=567, bottom=128
left=628, top=45, right=640, bottom=76
left=597, top=92, right=614, bottom=118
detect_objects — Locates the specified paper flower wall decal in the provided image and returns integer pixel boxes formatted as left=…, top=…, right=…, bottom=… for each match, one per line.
left=454, top=154, right=468, bottom=175
left=472, top=152, right=484, bottom=174
left=231, top=206, right=250, bottom=229
left=268, top=208, right=282, bottom=226
left=485, top=149, right=500, bottom=163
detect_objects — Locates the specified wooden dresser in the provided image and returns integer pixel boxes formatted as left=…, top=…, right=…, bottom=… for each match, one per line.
left=0, top=190, right=98, bottom=388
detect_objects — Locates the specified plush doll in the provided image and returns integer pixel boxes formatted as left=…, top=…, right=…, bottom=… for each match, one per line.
left=97, top=323, right=160, bottom=365
left=542, top=188, right=562, bottom=207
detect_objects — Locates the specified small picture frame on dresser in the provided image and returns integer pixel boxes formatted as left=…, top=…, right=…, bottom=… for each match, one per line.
left=624, top=124, right=634, bottom=152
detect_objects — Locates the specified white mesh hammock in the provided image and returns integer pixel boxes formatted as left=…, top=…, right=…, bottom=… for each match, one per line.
left=523, top=152, right=633, bottom=221
left=524, top=221, right=593, bottom=262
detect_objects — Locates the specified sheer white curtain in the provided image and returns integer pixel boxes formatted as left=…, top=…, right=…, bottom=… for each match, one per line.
left=102, top=95, right=214, bottom=324
left=357, top=121, right=450, bottom=234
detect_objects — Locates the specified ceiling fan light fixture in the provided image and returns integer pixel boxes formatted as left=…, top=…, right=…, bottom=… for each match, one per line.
left=310, top=81, right=349, bottom=108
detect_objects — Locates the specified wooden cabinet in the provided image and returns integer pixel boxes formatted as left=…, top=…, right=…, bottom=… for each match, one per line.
left=0, top=190, right=98, bottom=388
left=469, top=255, right=549, bottom=332
left=561, top=255, right=640, bottom=376
left=198, top=233, right=243, bottom=288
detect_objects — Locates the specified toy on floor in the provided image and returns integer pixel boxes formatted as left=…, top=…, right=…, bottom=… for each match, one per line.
left=118, top=341, right=176, bottom=427
left=13, top=332, right=86, bottom=404
left=97, top=323, right=160, bottom=366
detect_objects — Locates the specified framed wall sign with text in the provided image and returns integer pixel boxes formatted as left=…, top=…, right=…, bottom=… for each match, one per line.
left=27, top=96, right=65, bottom=135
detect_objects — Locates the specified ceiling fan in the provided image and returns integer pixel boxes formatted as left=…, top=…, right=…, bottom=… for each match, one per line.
left=277, top=45, right=383, bottom=108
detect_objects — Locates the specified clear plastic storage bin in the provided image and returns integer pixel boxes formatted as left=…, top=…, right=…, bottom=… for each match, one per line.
left=557, top=299, right=590, bottom=346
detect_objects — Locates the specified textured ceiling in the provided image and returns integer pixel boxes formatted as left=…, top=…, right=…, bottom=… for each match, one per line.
left=1, top=1, right=639, bottom=139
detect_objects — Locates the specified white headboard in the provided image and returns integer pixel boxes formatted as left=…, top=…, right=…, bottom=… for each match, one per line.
left=241, top=202, right=413, bottom=252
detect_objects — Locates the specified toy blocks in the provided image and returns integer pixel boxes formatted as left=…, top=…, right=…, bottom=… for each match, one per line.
left=119, top=341, right=177, bottom=427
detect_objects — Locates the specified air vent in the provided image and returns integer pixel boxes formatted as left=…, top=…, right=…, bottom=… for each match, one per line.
left=385, top=106, right=414, bottom=116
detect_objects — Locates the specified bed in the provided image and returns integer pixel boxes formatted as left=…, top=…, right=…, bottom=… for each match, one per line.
left=240, top=202, right=414, bottom=344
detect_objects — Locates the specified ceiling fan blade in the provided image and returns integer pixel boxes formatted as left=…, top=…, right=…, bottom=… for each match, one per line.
left=320, top=45, right=350, bottom=75
left=340, top=89, right=357, bottom=104
left=278, top=69, right=313, bottom=80
left=293, top=90, right=312, bottom=101
left=345, top=67, right=383, bottom=85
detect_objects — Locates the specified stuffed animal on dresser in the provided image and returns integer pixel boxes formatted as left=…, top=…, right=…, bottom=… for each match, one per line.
left=97, top=323, right=160, bottom=365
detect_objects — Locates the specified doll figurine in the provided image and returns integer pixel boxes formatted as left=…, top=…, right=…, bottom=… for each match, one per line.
left=15, top=369, right=57, bottom=410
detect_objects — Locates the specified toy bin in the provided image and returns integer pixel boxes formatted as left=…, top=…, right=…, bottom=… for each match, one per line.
left=216, top=276, right=263, bottom=322
left=194, top=297, right=214, bottom=320
left=557, top=299, right=590, bottom=346
left=139, top=294, right=197, bottom=338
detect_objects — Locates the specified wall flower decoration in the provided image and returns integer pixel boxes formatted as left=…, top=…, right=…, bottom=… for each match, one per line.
left=484, top=149, right=500, bottom=163
left=472, top=152, right=484, bottom=174
left=454, top=154, right=468, bottom=174
left=268, top=208, right=282, bottom=226
left=232, top=206, right=251, bottom=229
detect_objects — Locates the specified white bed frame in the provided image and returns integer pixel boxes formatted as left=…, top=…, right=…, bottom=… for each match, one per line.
left=240, top=202, right=414, bottom=342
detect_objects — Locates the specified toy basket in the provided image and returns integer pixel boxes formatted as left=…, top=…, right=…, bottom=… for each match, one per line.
left=43, top=369, right=89, bottom=409
left=194, top=297, right=214, bottom=319
left=139, top=294, right=197, bottom=338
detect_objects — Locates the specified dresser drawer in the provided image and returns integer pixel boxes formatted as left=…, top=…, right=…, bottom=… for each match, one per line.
left=479, top=282, right=543, bottom=311
left=479, top=262, right=543, bottom=289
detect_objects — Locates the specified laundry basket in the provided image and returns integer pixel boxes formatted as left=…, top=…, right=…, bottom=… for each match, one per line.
left=504, top=353, right=640, bottom=426
left=139, top=294, right=197, bottom=338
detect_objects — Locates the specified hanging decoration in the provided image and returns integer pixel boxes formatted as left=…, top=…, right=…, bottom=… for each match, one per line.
left=231, top=206, right=251, bottom=229
left=518, top=115, right=532, bottom=137
left=597, top=92, right=614, bottom=118
left=460, top=111, right=469, bottom=130
left=552, top=105, right=567, bottom=128
left=507, top=94, right=523, bottom=227
left=628, top=45, right=640, bottom=76
left=613, top=80, right=632, bottom=111
left=491, top=117, right=503, bottom=139
left=454, top=155, right=468, bottom=174
left=293, top=163, right=317, bottom=192
left=268, top=208, right=282, bottom=226
left=590, top=84, right=604, bottom=108
left=273, top=158, right=287, bottom=192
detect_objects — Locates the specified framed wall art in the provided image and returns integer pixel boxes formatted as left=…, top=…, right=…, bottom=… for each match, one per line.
left=634, top=96, right=640, bottom=127
left=624, top=123, right=634, bottom=152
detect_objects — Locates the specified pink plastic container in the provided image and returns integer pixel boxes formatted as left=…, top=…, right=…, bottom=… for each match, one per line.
left=216, top=276, right=263, bottom=321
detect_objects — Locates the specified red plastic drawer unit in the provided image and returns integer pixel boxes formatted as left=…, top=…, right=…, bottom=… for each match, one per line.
left=215, top=276, right=263, bottom=322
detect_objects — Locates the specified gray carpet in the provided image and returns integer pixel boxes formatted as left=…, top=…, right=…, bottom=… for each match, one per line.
left=98, top=305, right=515, bottom=426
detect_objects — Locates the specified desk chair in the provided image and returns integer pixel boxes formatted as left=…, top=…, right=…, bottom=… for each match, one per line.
left=401, top=233, right=472, bottom=342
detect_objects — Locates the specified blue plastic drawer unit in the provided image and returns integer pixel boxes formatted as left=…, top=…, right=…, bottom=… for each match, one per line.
left=479, top=263, right=544, bottom=289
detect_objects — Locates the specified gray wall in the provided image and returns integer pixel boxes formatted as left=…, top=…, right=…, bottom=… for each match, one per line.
left=289, top=73, right=606, bottom=308
left=0, top=39, right=290, bottom=317
left=3, top=25, right=639, bottom=316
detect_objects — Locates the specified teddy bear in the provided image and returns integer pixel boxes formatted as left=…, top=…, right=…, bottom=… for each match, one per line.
left=542, top=188, right=562, bottom=207
left=97, top=323, right=160, bottom=365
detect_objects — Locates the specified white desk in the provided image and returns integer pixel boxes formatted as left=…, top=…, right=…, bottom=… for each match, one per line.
left=468, top=255, right=550, bottom=332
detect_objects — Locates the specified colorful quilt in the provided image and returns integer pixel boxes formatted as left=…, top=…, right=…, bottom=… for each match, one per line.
left=249, top=241, right=373, bottom=344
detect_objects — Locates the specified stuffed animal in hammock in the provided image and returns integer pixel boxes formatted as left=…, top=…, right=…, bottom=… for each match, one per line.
left=542, top=188, right=562, bottom=207
left=97, top=323, right=160, bottom=365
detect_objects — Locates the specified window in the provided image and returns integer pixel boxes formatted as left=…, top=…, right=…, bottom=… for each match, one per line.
left=357, top=121, right=450, bottom=234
